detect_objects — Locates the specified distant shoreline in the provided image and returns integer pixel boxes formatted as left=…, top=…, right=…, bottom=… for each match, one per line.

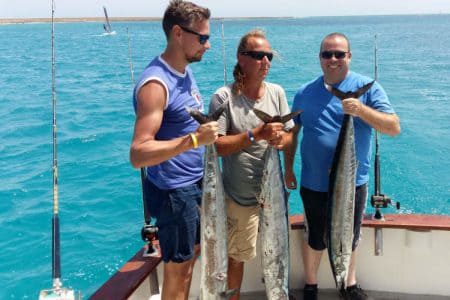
left=1, top=14, right=447, bottom=25
left=0, top=16, right=294, bottom=25
left=0, top=17, right=159, bottom=24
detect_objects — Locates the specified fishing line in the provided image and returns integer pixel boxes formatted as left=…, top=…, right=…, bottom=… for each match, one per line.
left=220, top=19, right=227, bottom=86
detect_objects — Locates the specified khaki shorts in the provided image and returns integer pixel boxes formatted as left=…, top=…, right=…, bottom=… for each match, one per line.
left=226, top=196, right=260, bottom=262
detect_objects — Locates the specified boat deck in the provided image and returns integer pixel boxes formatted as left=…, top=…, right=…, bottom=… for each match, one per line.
left=240, top=289, right=450, bottom=300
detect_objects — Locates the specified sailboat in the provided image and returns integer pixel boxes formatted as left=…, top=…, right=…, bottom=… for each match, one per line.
left=102, top=6, right=116, bottom=35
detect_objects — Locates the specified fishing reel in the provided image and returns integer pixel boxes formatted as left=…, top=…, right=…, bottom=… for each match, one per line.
left=141, top=224, right=159, bottom=257
left=370, top=194, right=400, bottom=220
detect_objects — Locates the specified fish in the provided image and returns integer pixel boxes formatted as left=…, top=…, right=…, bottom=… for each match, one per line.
left=253, top=108, right=301, bottom=300
left=324, top=82, right=373, bottom=289
left=187, top=102, right=230, bottom=300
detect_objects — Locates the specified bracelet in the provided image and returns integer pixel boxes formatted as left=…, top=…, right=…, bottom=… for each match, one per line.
left=247, top=129, right=255, bottom=143
left=189, top=133, right=198, bottom=149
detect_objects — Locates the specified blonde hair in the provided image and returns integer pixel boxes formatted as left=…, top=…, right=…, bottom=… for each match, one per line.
left=232, top=29, right=267, bottom=95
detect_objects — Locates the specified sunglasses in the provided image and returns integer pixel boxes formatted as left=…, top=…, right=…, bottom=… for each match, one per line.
left=179, top=25, right=210, bottom=45
left=320, top=51, right=348, bottom=59
left=241, top=51, right=273, bottom=62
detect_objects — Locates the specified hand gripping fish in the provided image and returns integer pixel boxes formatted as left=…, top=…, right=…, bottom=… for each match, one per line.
left=324, top=81, right=374, bottom=290
left=187, top=102, right=234, bottom=300
left=253, top=108, right=300, bottom=300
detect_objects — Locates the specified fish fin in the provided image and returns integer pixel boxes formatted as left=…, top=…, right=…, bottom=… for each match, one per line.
left=353, top=80, right=375, bottom=98
left=324, top=82, right=348, bottom=100
left=209, top=101, right=228, bottom=121
left=253, top=108, right=273, bottom=123
left=186, top=106, right=209, bottom=124
left=280, top=109, right=302, bottom=123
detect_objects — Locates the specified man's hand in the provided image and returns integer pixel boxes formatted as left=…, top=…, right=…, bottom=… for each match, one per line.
left=196, top=121, right=219, bottom=146
left=254, top=122, right=284, bottom=141
left=284, top=169, right=297, bottom=190
left=342, top=98, right=363, bottom=117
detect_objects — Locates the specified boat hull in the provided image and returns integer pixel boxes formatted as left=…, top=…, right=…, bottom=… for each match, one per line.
left=93, top=214, right=450, bottom=299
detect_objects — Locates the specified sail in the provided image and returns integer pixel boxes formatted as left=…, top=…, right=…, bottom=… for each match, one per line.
left=103, top=6, right=112, bottom=33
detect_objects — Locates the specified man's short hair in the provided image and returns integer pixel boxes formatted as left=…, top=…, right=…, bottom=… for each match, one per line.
left=162, top=0, right=210, bottom=39
left=320, top=32, right=351, bottom=52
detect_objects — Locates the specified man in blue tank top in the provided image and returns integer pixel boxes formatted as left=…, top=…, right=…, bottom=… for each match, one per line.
left=129, top=1, right=218, bottom=299
left=285, top=33, right=400, bottom=300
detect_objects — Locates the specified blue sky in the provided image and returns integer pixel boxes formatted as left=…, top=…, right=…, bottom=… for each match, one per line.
left=1, top=0, right=450, bottom=18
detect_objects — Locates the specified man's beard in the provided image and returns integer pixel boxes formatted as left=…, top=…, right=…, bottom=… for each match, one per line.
left=186, top=52, right=202, bottom=63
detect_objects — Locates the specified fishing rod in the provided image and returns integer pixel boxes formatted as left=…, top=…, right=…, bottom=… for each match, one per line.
left=370, top=34, right=400, bottom=219
left=126, top=28, right=159, bottom=258
left=370, top=34, right=400, bottom=255
left=39, top=1, right=77, bottom=299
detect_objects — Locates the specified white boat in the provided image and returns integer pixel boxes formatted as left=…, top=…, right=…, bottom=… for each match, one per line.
left=91, top=213, right=450, bottom=300
left=102, top=6, right=116, bottom=35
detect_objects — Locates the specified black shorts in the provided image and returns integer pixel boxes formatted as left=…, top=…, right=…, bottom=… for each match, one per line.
left=300, top=184, right=367, bottom=251
left=143, top=179, right=202, bottom=263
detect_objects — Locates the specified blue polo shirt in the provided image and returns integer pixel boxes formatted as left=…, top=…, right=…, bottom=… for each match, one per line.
left=292, top=71, right=395, bottom=192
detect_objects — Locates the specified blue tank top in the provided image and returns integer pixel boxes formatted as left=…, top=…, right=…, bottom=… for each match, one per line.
left=133, top=56, right=204, bottom=189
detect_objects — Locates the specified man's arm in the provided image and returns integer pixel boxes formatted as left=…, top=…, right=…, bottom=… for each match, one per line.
left=215, top=122, right=283, bottom=156
left=129, top=81, right=217, bottom=168
left=283, top=125, right=300, bottom=190
left=342, top=98, right=401, bottom=136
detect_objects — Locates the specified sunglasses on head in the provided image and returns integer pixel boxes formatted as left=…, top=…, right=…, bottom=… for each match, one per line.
left=179, top=25, right=210, bottom=45
left=320, top=50, right=348, bottom=59
left=241, top=51, right=273, bottom=62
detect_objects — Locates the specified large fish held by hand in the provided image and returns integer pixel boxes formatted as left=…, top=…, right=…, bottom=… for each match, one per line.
left=253, top=108, right=300, bottom=300
left=187, top=103, right=230, bottom=300
left=324, top=81, right=374, bottom=290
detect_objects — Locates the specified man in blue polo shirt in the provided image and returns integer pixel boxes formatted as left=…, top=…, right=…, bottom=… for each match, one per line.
left=284, top=32, right=400, bottom=300
left=129, top=1, right=218, bottom=299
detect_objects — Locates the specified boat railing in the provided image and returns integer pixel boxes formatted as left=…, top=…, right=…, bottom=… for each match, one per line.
left=90, top=244, right=162, bottom=300
left=91, top=213, right=450, bottom=299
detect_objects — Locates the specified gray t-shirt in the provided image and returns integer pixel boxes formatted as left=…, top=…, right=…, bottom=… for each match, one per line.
left=209, top=82, right=294, bottom=206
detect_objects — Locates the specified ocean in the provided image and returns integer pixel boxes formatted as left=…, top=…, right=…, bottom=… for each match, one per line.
left=0, top=15, right=449, bottom=298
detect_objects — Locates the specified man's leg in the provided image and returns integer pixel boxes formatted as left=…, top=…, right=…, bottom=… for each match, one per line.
left=341, top=184, right=372, bottom=300
left=346, top=250, right=358, bottom=287
left=157, top=181, right=202, bottom=300
left=300, top=187, right=328, bottom=285
left=228, top=257, right=244, bottom=300
left=185, top=245, right=201, bottom=297
left=302, top=238, right=324, bottom=284
left=346, top=183, right=368, bottom=287
left=162, top=255, right=197, bottom=300
left=225, top=197, right=259, bottom=300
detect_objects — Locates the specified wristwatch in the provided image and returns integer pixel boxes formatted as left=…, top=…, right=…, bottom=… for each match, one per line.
left=247, top=129, right=255, bottom=143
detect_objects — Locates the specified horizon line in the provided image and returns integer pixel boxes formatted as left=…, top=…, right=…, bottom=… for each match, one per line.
left=1, top=13, right=448, bottom=24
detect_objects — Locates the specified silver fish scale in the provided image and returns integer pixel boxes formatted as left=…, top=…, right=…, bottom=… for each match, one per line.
left=200, top=145, right=228, bottom=300
left=259, top=147, right=290, bottom=300
left=327, top=115, right=357, bottom=290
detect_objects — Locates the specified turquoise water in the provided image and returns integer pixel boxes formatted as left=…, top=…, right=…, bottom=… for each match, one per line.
left=1, top=15, right=449, bottom=298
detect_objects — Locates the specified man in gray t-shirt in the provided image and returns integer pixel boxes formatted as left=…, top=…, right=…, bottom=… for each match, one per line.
left=210, top=82, right=293, bottom=206
left=209, top=29, right=294, bottom=299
